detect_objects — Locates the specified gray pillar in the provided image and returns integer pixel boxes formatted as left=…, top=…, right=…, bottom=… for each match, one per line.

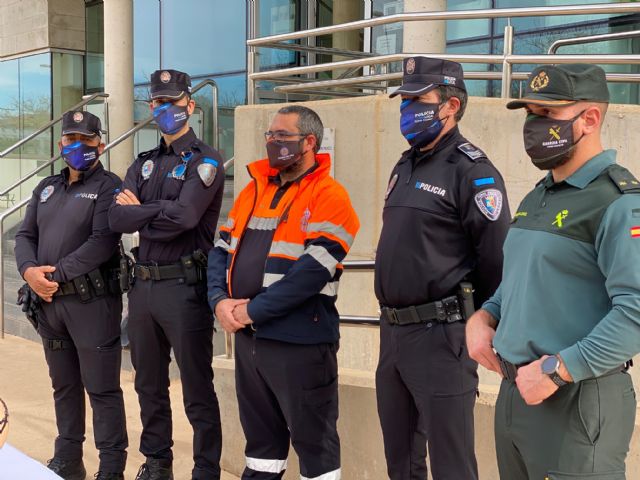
left=403, top=0, right=446, bottom=54
left=103, top=0, right=134, bottom=179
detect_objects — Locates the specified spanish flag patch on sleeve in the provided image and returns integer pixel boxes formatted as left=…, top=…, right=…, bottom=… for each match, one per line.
left=631, top=226, right=640, bottom=238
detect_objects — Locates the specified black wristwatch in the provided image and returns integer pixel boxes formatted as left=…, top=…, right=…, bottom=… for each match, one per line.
left=541, top=355, right=568, bottom=387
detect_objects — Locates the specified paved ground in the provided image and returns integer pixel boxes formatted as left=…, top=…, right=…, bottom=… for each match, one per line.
left=0, top=334, right=239, bottom=479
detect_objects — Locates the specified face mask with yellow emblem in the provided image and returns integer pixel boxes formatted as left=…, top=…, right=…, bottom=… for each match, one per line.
left=522, top=110, right=585, bottom=170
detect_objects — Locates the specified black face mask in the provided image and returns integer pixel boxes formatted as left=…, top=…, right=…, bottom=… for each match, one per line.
left=266, top=140, right=305, bottom=170
left=523, top=110, right=585, bottom=170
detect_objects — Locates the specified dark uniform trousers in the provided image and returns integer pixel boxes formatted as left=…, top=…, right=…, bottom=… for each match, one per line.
left=128, top=276, right=222, bottom=478
left=235, top=329, right=340, bottom=480
left=495, top=371, right=637, bottom=480
left=38, top=294, right=128, bottom=473
left=376, top=320, right=478, bottom=480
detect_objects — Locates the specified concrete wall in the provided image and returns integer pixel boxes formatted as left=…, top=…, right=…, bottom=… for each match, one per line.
left=0, top=0, right=84, bottom=59
left=219, top=96, right=640, bottom=478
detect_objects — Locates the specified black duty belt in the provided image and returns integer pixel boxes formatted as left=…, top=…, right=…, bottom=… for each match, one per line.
left=497, top=353, right=632, bottom=384
left=134, top=263, right=186, bottom=281
left=381, top=295, right=464, bottom=326
left=133, top=262, right=204, bottom=282
left=497, top=354, right=527, bottom=383
left=54, top=268, right=113, bottom=301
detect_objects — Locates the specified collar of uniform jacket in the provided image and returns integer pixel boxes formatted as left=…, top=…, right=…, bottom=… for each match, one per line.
left=61, top=161, right=105, bottom=184
left=541, top=149, right=617, bottom=190
left=247, top=153, right=332, bottom=184
left=269, top=161, right=319, bottom=186
left=160, top=127, right=197, bottom=155
left=400, top=126, right=462, bottom=166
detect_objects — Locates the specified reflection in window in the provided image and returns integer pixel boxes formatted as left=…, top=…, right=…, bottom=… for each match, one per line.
left=160, top=0, right=246, bottom=75
left=86, top=1, right=104, bottom=91
left=370, top=0, right=403, bottom=74
left=134, top=0, right=160, bottom=83
left=0, top=53, right=53, bottom=200
left=258, top=0, right=299, bottom=69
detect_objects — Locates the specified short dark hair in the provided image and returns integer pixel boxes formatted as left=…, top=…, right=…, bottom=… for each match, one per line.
left=438, top=85, right=467, bottom=122
left=277, top=105, right=324, bottom=153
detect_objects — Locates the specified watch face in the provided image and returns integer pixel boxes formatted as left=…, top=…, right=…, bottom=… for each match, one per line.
left=541, top=356, right=559, bottom=375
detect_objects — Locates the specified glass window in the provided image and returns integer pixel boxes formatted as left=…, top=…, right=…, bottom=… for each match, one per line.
left=258, top=0, right=299, bottom=69
left=161, top=0, right=246, bottom=75
left=0, top=59, right=20, bottom=154
left=446, top=40, right=493, bottom=97
left=372, top=0, right=404, bottom=58
left=447, top=0, right=491, bottom=42
left=494, top=0, right=624, bottom=34
left=134, top=0, right=160, bottom=83
left=0, top=53, right=53, bottom=201
left=52, top=53, right=84, bottom=116
left=18, top=54, right=53, bottom=162
left=86, top=2, right=104, bottom=92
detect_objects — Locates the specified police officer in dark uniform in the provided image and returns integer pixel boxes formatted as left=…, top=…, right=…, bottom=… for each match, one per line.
left=374, top=57, right=511, bottom=480
left=15, top=110, right=128, bottom=480
left=108, top=69, right=224, bottom=480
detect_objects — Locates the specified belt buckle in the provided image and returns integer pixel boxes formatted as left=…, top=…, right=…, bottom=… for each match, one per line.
left=385, top=308, right=399, bottom=325
left=441, top=296, right=462, bottom=323
left=136, top=265, right=151, bottom=281
left=149, top=263, right=161, bottom=280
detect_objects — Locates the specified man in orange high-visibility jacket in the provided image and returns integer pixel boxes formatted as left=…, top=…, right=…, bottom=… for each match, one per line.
left=207, top=105, right=359, bottom=480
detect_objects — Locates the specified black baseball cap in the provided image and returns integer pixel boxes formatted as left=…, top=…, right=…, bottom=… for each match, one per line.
left=61, top=110, right=102, bottom=137
left=506, top=64, right=610, bottom=109
left=390, top=56, right=467, bottom=98
left=150, top=69, right=192, bottom=100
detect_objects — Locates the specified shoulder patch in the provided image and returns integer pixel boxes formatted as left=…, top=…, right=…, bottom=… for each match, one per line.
left=474, top=189, right=503, bottom=221
left=608, top=165, right=640, bottom=194
left=197, top=158, right=218, bottom=187
left=457, top=142, right=487, bottom=161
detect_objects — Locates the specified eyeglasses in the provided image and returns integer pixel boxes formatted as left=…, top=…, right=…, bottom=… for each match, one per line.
left=264, top=130, right=308, bottom=142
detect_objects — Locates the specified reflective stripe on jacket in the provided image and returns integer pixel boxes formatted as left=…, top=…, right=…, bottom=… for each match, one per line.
left=208, top=153, right=360, bottom=344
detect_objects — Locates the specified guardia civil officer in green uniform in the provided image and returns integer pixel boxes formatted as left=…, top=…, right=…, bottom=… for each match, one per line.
left=466, top=64, right=640, bottom=479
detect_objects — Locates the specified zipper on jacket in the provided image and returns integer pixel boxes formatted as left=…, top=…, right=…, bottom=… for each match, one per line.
left=227, top=168, right=259, bottom=297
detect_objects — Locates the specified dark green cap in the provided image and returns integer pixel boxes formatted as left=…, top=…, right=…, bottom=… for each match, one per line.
left=506, top=64, right=609, bottom=110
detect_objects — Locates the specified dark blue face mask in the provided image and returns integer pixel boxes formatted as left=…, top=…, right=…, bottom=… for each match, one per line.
left=400, top=99, right=445, bottom=149
left=153, top=102, right=189, bottom=135
left=61, top=141, right=99, bottom=171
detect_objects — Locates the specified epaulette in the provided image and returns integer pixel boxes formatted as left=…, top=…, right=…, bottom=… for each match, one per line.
left=457, top=142, right=487, bottom=161
left=137, top=146, right=160, bottom=160
left=608, top=165, right=640, bottom=194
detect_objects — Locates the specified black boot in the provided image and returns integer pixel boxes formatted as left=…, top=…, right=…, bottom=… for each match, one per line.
left=94, top=473, right=125, bottom=480
left=46, top=457, right=86, bottom=480
left=134, top=458, right=174, bottom=480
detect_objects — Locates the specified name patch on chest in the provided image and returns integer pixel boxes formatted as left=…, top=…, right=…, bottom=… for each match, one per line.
left=74, top=192, right=98, bottom=200
left=415, top=181, right=446, bottom=197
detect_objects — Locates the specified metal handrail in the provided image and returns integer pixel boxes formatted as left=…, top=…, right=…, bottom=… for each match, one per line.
left=0, top=93, right=109, bottom=158
left=106, top=79, right=220, bottom=153
left=248, top=4, right=640, bottom=46
left=247, top=3, right=640, bottom=102
left=251, top=52, right=640, bottom=81
left=0, top=196, right=30, bottom=338
left=273, top=71, right=640, bottom=93
left=549, top=30, right=640, bottom=54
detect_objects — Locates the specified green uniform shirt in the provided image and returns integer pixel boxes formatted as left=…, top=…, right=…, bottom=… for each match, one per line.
left=483, top=150, right=640, bottom=382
